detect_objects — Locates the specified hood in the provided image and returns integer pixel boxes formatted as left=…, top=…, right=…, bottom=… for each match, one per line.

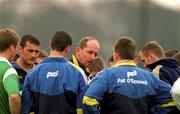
left=147, top=58, right=179, bottom=70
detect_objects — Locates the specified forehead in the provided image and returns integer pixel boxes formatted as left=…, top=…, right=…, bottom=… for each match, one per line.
left=23, top=41, right=40, bottom=49
left=85, top=40, right=100, bottom=50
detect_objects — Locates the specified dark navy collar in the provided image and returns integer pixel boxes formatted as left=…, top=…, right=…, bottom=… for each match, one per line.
left=147, top=58, right=179, bottom=70
left=69, top=55, right=90, bottom=76
left=12, top=61, right=24, bottom=71
left=69, top=55, right=86, bottom=70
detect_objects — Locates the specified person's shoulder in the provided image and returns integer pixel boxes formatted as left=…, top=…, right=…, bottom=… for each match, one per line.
left=0, top=57, right=12, bottom=67
left=0, top=61, right=11, bottom=68
left=94, top=68, right=110, bottom=79
left=0, top=59, right=14, bottom=75
left=67, top=61, right=84, bottom=72
left=135, top=67, right=154, bottom=76
left=68, top=56, right=73, bottom=63
left=26, top=64, right=42, bottom=76
left=11, top=60, right=17, bottom=66
left=11, top=61, right=22, bottom=70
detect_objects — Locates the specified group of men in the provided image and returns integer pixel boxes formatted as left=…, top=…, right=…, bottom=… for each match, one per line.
left=0, top=28, right=180, bottom=114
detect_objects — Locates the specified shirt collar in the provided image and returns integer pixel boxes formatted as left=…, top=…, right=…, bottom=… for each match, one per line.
left=0, top=57, right=12, bottom=66
left=113, top=60, right=137, bottom=67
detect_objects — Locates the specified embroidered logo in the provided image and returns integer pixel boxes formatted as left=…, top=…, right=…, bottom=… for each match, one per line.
left=127, top=70, right=137, bottom=78
left=47, top=70, right=58, bottom=78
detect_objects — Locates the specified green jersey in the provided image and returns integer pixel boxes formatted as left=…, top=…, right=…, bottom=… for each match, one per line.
left=0, top=57, right=20, bottom=114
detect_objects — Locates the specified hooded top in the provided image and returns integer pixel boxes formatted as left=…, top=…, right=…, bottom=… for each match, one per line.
left=147, top=58, right=180, bottom=85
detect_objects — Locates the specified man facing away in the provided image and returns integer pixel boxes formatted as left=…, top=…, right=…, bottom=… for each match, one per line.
left=140, top=40, right=180, bottom=85
left=22, top=30, right=87, bottom=114
left=69, top=36, right=100, bottom=77
left=0, top=28, right=21, bottom=114
left=83, top=36, right=179, bottom=114
left=12, top=34, right=41, bottom=91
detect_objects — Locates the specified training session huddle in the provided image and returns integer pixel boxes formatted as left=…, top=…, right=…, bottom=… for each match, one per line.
left=0, top=28, right=180, bottom=114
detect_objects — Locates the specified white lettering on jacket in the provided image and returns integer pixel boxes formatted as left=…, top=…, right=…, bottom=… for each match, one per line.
left=47, top=70, right=58, bottom=78
left=127, top=71, right=137, bottom=78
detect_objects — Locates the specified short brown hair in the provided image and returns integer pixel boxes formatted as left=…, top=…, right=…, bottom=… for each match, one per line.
left=141, top=40, right=165, bottom=58
left=0, top=28, right=20, bottom=52
left=77, top=36, right=97, bottom=49
left=108, top=55, right=114, bottom=66
left=108, top=55, right=114, bottom=63
left=173, top=52, right=180, bottom=66
left=20, top=34, right=41, bottom=48
left=114, top=36, right=136, bottom=60
left=51, top=30, right=72, bottom=52
left=165, top=49, right=179, bottom=57
left=89, top=57, right=105, bottom=73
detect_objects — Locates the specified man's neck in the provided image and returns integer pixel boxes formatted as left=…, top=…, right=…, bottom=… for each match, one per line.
left=49, top=50, right=66, bottom=57
left=0, top=51, right=10, bottom=62
left=16, top=58, right=33, bottom=72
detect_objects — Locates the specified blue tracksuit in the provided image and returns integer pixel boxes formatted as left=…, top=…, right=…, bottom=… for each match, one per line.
left=22, top=57, right=88, bottom=114
left=83, top=60, right=179, bottom=114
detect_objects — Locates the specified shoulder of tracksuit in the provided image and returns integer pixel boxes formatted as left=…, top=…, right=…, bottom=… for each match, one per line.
left=84, top=62, right=178, bottom=114
left=85, top=66, right=162, bottom=99
left=25, top=57, right=87, bottom=87
left=25, top=57, right=87, bottom=95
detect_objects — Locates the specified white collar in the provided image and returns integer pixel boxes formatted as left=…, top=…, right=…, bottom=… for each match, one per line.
left=0, top=57, right=12, bottom=66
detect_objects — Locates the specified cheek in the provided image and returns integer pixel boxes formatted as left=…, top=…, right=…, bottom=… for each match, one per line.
left=81, top=53, right=88, bottom=59
left=81, top=53, right=90, bottom=61
left=22, top=52, right=28, bottom=57
left=22, top=51, right=31, bottom=58
left=146, top=57, right=152, bottom=63
left=35, top=53, right=39, bottom=57
left=147, top=60, right=151, bottom=64
left=80, top=51, right=87, bottom=57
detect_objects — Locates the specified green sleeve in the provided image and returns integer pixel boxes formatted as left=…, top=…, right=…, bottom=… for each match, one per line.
left=3, top=74, right=20, bottom=96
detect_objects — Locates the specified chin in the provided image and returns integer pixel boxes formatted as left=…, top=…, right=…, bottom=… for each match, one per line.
left=28, top=62, right=35, bottom=65
left=86, top=64, right=91, bottom=68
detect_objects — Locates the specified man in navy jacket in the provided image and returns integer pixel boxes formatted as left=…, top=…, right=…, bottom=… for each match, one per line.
left=22, top=30, right=87, bottom=114
left=83, top=36, right=179, bottom=114
left=140, top=40, right=180, bottom=85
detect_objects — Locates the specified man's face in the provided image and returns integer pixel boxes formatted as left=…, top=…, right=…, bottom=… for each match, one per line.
left=140, top=52, right=153, bottom=67
left=76, top=40, right=100, bottom=68
left=19, top=41, right=40, bottom=65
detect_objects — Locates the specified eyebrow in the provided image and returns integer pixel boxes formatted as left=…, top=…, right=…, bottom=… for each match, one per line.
left=27, top=49, right=39, bottom=52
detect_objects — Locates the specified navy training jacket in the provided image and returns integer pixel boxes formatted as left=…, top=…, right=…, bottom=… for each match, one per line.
left=22, top=57, right=88, bottom=114
left=83, top=60, right=179, bottom=114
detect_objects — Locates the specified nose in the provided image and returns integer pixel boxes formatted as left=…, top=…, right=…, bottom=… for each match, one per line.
left=90, top=54, right=96, bottom=61
left=31, top=51, right=38, bottom=58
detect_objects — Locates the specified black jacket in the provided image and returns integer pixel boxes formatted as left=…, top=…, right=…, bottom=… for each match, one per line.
left=147, top=58, right=180, bottom=85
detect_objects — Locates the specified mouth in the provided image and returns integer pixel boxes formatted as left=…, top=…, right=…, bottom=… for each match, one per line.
left=29, top=58, right=36, bottom=63
left=87, top=61, right=93, bottom=65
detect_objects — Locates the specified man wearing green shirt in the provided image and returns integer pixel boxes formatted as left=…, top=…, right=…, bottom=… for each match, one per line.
left=0, top=28, right=21, bottom=114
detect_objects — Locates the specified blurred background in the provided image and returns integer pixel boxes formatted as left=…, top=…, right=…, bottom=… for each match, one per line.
left=0, top=0, right=180, bottom=65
